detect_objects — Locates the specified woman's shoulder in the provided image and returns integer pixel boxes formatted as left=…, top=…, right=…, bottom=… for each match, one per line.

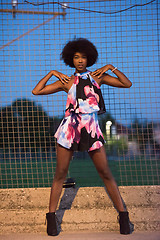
left=63, top=75, right=75, bottom=93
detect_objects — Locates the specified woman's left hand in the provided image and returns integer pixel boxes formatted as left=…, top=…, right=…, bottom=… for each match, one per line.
left=92, top=65, right=113, bottom=78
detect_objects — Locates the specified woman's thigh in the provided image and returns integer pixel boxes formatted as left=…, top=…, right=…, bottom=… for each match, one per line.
left=88, top=146, right=113, bottom=179
left=55, top=144, right=73, bottom=178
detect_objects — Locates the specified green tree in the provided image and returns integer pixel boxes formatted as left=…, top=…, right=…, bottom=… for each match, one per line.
left=0, top=98, right=61, bottom=153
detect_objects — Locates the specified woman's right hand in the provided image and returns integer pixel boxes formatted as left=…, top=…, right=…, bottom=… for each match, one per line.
left=52, top=70, right=71, bottom=84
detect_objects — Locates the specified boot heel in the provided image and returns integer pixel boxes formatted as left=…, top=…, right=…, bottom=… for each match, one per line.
left=46, top=212, right=58, bottom=236
left=118, top=211, right=134, bottom=235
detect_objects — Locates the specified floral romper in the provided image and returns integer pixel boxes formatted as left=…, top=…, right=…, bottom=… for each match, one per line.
left=54, top=70, right=106, bottom=151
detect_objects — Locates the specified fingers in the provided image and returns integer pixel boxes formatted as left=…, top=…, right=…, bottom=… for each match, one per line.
left=52, top=71, right=71, bottom=84
left=62, top=75, right=71, bottom=83
left=57, top=73, right=71, bottom=84
left=92, top=69, right=100, bottom=75
left=60, top=77, right=71, bottom=84
left=92, top=69, right=104, bottom=78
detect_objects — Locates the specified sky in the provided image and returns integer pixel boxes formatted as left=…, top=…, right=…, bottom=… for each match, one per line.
left=0, top=0, right=160, bottom=125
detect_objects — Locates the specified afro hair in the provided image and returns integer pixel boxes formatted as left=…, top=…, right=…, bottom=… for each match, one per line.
left=61, top=38, right=98, bottom=68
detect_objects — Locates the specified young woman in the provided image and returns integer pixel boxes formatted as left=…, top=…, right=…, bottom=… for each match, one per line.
left=32, top=38, right=133, bottom=236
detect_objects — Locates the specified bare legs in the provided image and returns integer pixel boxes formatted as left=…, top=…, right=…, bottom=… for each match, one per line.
left=49, top=144, right=124, bottom=213
left=49, top=144, right=73, bottom=213
left=48, top=144, right=132, bottom=235
left=89, top=146, right=125, bottom=212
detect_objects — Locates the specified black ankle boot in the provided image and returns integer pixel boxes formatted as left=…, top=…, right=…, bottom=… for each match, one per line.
left=46, top=212, right=58, bottom=236
left=118, top=211, right=134, bottom=234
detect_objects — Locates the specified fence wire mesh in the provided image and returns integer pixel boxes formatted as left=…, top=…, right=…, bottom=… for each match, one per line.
left=0, top=0, right=159, bottom=188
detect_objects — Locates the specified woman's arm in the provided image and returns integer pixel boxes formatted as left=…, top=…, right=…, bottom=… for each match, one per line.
left=32, top=70, right=70, bottom=95
left=91, top=64, right=132, bottom=88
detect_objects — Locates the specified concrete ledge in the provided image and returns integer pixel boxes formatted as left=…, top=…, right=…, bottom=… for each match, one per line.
left=1, top=232, right=160, bottom=240
left=0, top=186, right=160, bottom=234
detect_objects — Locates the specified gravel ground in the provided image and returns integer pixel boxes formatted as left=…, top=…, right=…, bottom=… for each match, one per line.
left=1, top=232, right=160, bottom=240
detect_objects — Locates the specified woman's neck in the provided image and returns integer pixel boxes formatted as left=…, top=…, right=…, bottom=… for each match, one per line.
left=75, top=68, right=87, bottom=74
left=75, top=69, right=88, bottom=74
left=74, top=70, right=90, bottom=76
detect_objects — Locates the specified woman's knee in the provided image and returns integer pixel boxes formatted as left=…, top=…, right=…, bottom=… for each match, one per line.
left=54, top=168, right=68, bottom=181
left=98, top=167, right=113, bottom=181
left=54, top=145, right=73, bottom=181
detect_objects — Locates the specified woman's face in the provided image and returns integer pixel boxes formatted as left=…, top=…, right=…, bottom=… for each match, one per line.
left=73, top=52, right=87, bottom=73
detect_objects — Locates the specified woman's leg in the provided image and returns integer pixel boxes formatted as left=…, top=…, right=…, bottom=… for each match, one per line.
left=49, top=144, right=73, bottom=213
left=88, top=145, right=125, bottom=212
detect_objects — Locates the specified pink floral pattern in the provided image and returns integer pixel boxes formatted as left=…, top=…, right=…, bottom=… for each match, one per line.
left=54, top=112, right=105, bottom=151
left=54, top=71, right=105, bottom=152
